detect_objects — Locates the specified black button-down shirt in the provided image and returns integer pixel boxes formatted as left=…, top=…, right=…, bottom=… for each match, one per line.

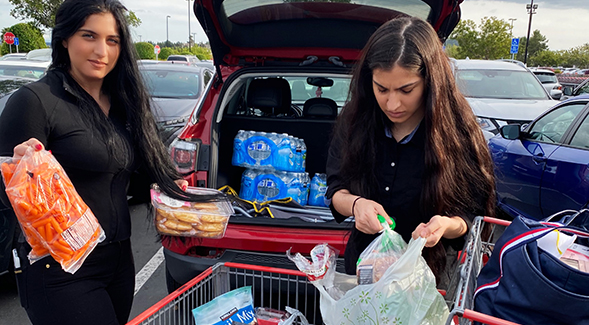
left=326, top=122, right=431, bottom=274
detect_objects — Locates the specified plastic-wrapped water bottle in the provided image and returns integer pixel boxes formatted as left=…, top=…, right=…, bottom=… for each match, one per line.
left=274, top=133, right=294, bottom=172
left=244, top=131, right=276, bottom=168
left=232, top=130, right=246, bottom=166
left=299, top=172, right=310, bottom=205
left=240, top=169, right=258, bottom=201
left=300, top=139, right=307, bottom=171
left=309, top=173, right=328, bottom=207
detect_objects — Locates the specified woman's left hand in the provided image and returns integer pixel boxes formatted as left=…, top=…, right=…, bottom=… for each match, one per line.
left=174, top=179, right=188, bottom=191
left=411, top=215, right=467, bottom=247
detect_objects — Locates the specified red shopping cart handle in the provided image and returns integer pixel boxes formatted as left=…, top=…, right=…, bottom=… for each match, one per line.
left=462, top=309, right=521, bottom=325
left=482, top=216, right=512, bottom=227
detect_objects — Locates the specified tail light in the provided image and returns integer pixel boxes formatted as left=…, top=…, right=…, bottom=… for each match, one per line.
left=169, top=138, right=199, bottom=174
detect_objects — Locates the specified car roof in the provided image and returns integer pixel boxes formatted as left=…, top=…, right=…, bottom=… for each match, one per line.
left=138, top=62, right=208, bottom=72
left=561, top=93, right=589, bottom=104
left=195, top=0, right=462, bottom=66
left=532, top=69, right=555, bottom=75
left=454, top=59, right=528, bottom=72
left=0, top=60, right=51, bottom=68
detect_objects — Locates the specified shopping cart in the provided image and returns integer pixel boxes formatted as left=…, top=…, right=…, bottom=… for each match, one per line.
left=445, top=216, right=520, bottom=325
left=127, top=262, right=321, bottom=325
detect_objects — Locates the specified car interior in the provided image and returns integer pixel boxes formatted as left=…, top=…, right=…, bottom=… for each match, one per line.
left=217, top=75, right=345, bottom=190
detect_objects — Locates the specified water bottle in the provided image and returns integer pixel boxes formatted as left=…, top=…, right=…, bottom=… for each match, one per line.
left=232, top=130, right=246, bottom=166
left=285, top=172, right=302, bottom=203
left=294, top=138, right=302, bottom=171
left=300, top=139, right=307, bottom=171
left=240, top=169, right=258, bottom=201
left=274, top=133, right=291, bottom=171
left=253, top=170, right=285, bottom=201
left=309, top=173, right=328, bottom=207
left=245, top=131, right=275, bottom=168
left=299, top=172, right=310, bottom=205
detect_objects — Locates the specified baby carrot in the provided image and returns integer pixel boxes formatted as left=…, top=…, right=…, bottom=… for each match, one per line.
left=50, top=218, right=63, bottom=234
left=32, top=217, right=51, bottom=229
left=45, top=222, right=53, bottom=242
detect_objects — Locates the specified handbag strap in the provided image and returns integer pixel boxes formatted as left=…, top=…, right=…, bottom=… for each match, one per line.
left=474, top=222, right=589, bottom=299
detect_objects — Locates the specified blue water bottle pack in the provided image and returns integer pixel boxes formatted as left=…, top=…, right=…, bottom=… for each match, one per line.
left=308, top=173, right=328, bottom=207
left=232, top=130, right=306, bottom=172
left=240, top=169, right=309, bottom=204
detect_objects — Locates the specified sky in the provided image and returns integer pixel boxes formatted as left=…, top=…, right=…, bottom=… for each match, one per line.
left=0, top=0, right=587, bottom=51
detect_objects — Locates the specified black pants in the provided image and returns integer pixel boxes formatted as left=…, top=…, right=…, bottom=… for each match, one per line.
left=15, top=239, right=135, bottom=325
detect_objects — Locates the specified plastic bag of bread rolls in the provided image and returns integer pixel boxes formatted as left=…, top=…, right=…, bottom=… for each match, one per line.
left=150, top=185, right=234, bottom=238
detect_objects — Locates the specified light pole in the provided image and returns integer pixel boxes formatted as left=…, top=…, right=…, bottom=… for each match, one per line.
left=166, top=15, right=171, bottom=46
left=523, top=0, right=538, bottom=65
left=508, top=18, right=517, bottom=60
left=187, top=0, right=192, bottom=51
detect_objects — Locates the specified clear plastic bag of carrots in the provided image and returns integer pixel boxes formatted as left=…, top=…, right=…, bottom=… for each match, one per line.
left=0, top=149, right=105, bottom=274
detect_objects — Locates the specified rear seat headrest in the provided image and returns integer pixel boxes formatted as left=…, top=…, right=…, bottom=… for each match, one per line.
left=247, top=78, right=292, bottom=116
left=303, top=97, right=338, bottom=119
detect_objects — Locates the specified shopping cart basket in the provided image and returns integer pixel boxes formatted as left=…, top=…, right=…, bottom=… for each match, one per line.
left=445, top=216, right=520, bottom=325
left=127, top=262, right=320, bottom=325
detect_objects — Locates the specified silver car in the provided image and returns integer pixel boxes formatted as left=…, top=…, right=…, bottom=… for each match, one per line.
left=453, top=59, right=556, bottom=139
left=530, top=68, right=563, bottom=100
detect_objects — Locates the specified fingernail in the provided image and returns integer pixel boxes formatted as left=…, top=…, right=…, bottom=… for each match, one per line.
left=48, top=150, right=52, bottom=155
left=182, top=185, right=188, bottom=191
left=35, top=144, right=42, bottom=150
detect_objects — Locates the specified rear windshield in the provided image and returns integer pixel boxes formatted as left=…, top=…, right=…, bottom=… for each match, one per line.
left=286, top=76, right=351, bottom=108
left=456, top=69, right=548, bottom=100
left=141, top=69, right=201, bottom=99
left=167, top=56, right=188, bottom=61
left=534, top=73, right=558, bottom=84
left=223, top=0, right=431, bottom=23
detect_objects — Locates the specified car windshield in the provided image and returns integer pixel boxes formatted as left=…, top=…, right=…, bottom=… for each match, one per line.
left=168, top=56, right=188, bottom=61
left=456, top=69, right=548, bottom=100
left=0, top=65, right=46, bottom=79
left=535, top=73, right=558, bottom=84
left=141, top=70, right=201, bottom=99
left=285, top=76, right=351, bottom=108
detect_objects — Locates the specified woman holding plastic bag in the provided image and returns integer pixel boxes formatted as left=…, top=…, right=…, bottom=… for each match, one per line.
left=0, top=1, right=222, bottom=324
left=326, top=16, right=496, bottom=283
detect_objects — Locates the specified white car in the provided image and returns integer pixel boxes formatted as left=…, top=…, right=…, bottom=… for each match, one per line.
left=0, top=60, right=50, bottom=79
left=453, top=59, right=556, bottom=139
left=530, top=68, right=563, bottom=99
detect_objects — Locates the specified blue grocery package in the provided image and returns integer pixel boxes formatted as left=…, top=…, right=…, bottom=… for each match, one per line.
left=308, top=173, right=328, bottom=207
left=240, top=169, right=309, bottom=204
left=192, top=286, right=256, bottom=325
left=232, top=130, right=306, bottom=172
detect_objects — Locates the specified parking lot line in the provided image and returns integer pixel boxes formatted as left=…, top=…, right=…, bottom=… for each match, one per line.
left=134, top=247, right=164, bottom=296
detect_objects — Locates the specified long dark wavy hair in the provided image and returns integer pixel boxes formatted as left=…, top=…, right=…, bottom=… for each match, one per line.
left=333, top=16, right=496, bottom=276
left=50, top=0, right=221, bottom=201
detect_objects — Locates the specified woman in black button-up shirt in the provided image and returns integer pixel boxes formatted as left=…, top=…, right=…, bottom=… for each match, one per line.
left=326, top=17, right=495, bottom=282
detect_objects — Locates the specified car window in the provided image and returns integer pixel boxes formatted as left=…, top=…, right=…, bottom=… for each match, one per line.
left=286, top=76, right=350, bottom=108
left=140, top=70, right=201, bottom=99
left=570, top=112, right=589, bottom=149
left=534, top=73, right=557, bottom=84
left=168, top=56, right=188, bottom=62
left=204, top=70, right=212, bottom=85
left=526, top=103, right=585, bottom=144
left=456, top=69, right=547, bottom=100
left=576, top=82, right=589, bottom=96
left=0, top=65, right=46, bottom=79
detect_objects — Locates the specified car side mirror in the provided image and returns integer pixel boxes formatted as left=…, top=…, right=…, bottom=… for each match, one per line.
left=550, top=89, right=563, bottom=100
left=563, top=87, right=573, bottom=96
left=500, top=124, right=521, bottom=140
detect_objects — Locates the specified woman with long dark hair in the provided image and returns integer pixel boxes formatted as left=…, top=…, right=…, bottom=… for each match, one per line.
left=0, top=0, right=220, bottom=324
left=326, top=16, right=495, bottom=282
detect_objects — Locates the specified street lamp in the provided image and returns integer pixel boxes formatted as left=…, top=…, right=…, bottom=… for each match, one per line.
left=166, top=15, right=171, bottom=46
left=187, top=0, right=192, bottom=51
left=508, top=18, right=517, bottom=37
left=523, top=0, right=538, bottom=65
left=191, top=32, right=197, bottom=47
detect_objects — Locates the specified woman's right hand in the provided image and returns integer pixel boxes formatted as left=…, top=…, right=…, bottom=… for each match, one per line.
left=353, top=198, right=391, bottom=234
left=13, top=138, right=44, bottom=160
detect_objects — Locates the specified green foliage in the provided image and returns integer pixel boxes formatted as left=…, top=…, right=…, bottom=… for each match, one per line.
left=191, top=46, right=212, bottom=60
left=529, top=50, right=561, bottom=67
left=449, top=17, right=511, bottom=60
left=8, top=0, right=141, bottom=29
left=444, top=45, right=460, bottom=59
left=1, top=23, right=47, bottom=55
left=560, top=44, right=589, bottom=69
left=516, top=30, right=548, bottom=63
left=135, top=42, right=155, bottom=60
left=159, top=47, right=174, bottom=60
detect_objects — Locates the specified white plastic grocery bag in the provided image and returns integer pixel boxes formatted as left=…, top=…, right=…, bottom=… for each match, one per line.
left=289, top=237, right=448, bottom=325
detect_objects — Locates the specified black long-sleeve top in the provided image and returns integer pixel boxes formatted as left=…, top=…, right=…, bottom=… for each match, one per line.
left=326, top=121, right=471, bottom=274
left=0, top=69, right=143, bottom=244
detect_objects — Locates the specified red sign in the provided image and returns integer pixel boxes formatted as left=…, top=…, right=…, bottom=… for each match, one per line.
left=154, top=45, right=160, bottom=54
left=3, top=32, right=15, bottom=45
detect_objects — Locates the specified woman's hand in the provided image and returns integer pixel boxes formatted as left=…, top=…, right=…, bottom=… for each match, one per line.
left=412, top=215, right=467, bottom=247
left=353, top=198, right=392, bottom=234
left=174, top=179, right=188, bottom=191
left=13, top=138, right=44, bottom=160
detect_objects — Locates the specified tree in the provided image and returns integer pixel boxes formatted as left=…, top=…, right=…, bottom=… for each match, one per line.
left=561, top=44, right=589, bottom=69
left=1, top=23, right=47, bottom=55
left=8, top=0, right=141, bottom=30
left=159, top=47, right=174, bottom=60
left=191, top=46, right=212, bottom=60
left=516, top=30, right=548, bottom=62
left=529, top=50, right=561, bottom=67
left=135, top=42, right=155, bottom=60
left=449, top=17, right=511, bottom=60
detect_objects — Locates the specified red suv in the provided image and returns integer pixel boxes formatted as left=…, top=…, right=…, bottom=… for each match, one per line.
left=162, top=0, right=463, bottom=291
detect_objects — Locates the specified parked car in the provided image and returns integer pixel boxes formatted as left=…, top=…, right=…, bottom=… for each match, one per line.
left=0, top=53, right=26, bottom=61
left=138, top=62, right=214, bottom=146
left=25, top=48, right=52, bottom=62
left=0, top=76, right=36, bottom=276
left=453, top=59, right=556, bottom=138
left=162, top=0, right=463, bottom=292
left=0, top=60, right=50, bottom=79
left=167, top=54, right=214, bottom=69
left=489, top=94, right=589, bottom=220
left=562, top=77, right=589, bottom=100
left=531, top=68, right=563, bottom=99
